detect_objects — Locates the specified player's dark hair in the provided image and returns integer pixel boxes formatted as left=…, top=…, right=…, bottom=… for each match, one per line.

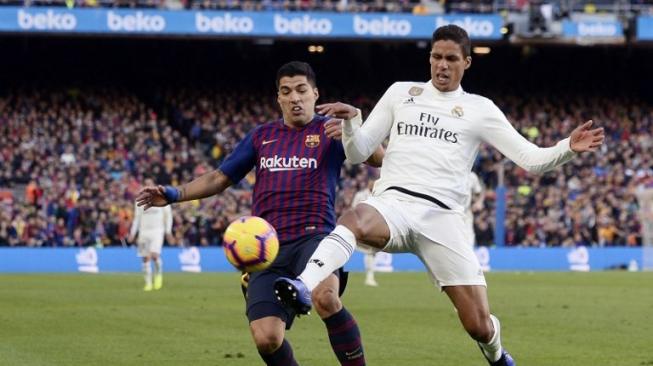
left=432, top=25, right=471, bottom=58
left=276, top=61, right=317, bottom=89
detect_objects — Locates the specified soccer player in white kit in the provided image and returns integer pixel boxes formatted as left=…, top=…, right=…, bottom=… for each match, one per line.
left=130, top=178, right=173, bottom=291
left=275, top=25, right=605, bottom=366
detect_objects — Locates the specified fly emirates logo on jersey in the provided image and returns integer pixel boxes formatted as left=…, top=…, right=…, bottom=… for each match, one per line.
left=259, top=155, right=318, bottom=172
left=397, top=111, right=460, bottom=144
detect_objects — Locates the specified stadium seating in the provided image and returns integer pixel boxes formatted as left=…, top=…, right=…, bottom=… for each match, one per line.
left=0, top=88, right=649, bottom=247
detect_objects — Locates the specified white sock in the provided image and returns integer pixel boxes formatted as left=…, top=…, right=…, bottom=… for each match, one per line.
left=479, top=314, right=503, bottom=362
left=364, top=253, right=375, bottom=282
left=299, top=225, right=357, bottom=291
left=153, top=257, right=163, bottom=276
left=142, top=261, right=152, bottom=286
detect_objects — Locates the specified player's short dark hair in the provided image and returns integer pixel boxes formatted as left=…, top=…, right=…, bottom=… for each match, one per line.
left=276, top=61, right=317, bottom=89
left=432, top=25, right=471, bottom=58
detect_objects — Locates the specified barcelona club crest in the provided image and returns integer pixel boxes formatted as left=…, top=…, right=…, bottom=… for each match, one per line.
left=305, top=134, right=320, bottom=148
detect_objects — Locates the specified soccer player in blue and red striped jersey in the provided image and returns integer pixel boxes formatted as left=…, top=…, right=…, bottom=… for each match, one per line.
left=136, top=61, right=383, bottom=366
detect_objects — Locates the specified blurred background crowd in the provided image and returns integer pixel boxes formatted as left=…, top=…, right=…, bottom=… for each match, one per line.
left=1, top=86, right=651, bottom=248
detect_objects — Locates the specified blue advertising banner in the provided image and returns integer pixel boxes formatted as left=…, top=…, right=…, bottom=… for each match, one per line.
left=562, top=19, right=623, bottom=38
left=0, top=7, right=503, bottom=39
left=0, top=246, right=644, bottom=273
left=637, top=16, right=653, bottom=40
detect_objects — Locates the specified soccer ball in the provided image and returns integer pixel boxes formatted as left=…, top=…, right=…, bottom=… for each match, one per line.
left=223, top=216, right=279, bottom=272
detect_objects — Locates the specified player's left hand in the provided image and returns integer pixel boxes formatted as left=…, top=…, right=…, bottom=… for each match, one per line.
left=324, top=118, right=343, bottom=140
left=317, top=102, right=358, bottom=120
left=570, top=120, right=605, bottom=152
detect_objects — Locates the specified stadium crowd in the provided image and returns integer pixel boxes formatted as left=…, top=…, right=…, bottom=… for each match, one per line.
left=0, top=88, right=650, bottom=247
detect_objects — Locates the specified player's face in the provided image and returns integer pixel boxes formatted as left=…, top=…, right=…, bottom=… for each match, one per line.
left=429, top=40, right=471, bottom=92
left=277, top=75, right=319, bottom=127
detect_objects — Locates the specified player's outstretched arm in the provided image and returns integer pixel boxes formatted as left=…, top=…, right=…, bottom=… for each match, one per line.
left=483, top=101, right=605, bottom=174
left=135, top=170, right=232, bottom=210
left=324, top=116, right=384, bottom=167
left=318, top=100, right=392, bottom=164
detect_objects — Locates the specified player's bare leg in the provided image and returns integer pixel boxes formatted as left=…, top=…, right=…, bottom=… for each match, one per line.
left=304, top=204, right=389, bottom=287
left=275, top=204, right=389, bottom=313
left=250, top=316, right=298, bottom=366
left=314, top=274, right=366, bottom=365
left=444, top=285, right=514, bottom=366
left=142, top=256, right=153, bottom=291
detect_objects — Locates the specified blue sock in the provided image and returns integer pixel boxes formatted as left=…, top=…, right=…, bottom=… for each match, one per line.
left=258, top=339, right=299, bottom=366
left=323, top=308, right=366, bottom=366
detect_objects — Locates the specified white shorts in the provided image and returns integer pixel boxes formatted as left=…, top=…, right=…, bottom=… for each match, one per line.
left=463, top=209, right=475, bottom=248
left=137, top=230, right=164, bottom=257
left=361, top=190, right=486, bottom=289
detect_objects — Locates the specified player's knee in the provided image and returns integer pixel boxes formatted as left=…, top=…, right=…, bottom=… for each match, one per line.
left=312, top=287, right=341, bottom=317
left=338, top=209, right=366, bottom=239
left=463, top=318, right=494, bottom=343
left=250, top=327, right=284, bottom=354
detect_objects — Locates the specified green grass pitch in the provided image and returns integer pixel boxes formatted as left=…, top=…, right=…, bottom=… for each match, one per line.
left=1, top=272, right=652, bottom=366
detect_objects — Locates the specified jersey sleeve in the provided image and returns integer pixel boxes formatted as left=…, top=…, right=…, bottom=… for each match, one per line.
left=480, top=101, right=575, bottom=174
left=342, top=83, right=398, bottom=164
left=219, top=130, right=257, bottom=184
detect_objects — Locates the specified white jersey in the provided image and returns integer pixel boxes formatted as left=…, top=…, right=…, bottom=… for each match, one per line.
left=130, top=204, right=173, bottom=237
left=343, top=81, right=575, bottom=211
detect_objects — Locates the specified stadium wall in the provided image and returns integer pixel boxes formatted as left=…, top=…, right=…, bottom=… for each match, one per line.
left=0, top=247, right=644, bottom=273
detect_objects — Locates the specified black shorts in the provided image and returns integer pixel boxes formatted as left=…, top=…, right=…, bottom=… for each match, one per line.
left=244, top=233, right=349, bottom=329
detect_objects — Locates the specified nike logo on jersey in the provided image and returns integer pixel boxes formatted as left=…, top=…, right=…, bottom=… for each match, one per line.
left=262, top=139, right=278, bottom=145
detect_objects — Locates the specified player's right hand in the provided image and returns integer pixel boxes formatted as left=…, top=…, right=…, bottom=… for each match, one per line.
left=317, top=102, right=358, bottom=120
left=136, top=185, right=175, bottom=210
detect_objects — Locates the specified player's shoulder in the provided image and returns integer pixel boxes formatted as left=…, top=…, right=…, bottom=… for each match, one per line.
left=248, top=120, right=281, bottom=139
left=462, top=90, right=493, bottom=105
left=386, top=81, right=428, bottom=95
left=252, top=120, right=280, bottom=133
left=461, top=91, right=502, bottom=113
left=312, top=114, right=331, bottom=126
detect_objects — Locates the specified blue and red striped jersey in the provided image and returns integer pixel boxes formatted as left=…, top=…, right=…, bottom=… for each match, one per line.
left=219, top=115, right=346, bottom=244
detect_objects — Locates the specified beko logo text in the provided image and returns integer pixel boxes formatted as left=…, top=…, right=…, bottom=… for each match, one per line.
left=435, top=17, right=495, bottom=37
left=18, top=9, right=77, bottom=30
left=196, top=12, right=254, bottom=33
left=107, top=11, right=165, bottom=32
left=353, top=15, right=411, bottom=36
left=274, top=14, right=332, bottom=35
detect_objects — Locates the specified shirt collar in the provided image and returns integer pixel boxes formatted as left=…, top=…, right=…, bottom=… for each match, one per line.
left=426, top=80, right=464, bottom=98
